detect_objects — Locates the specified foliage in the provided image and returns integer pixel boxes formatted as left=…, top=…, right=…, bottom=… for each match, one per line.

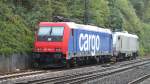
left=107, top=0, right=123, bottom=30
left=0, top=0, right=150, bottom=55
left=0, top=1, right=33, bottom=55
left=90, top=0, right=110, bottom=27
left=140, top=23, right=150, bottom=54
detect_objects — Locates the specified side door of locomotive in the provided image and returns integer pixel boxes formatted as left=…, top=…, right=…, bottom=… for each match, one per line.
left=72, top=29, right=78, bottom=57
left=68, top=29, right=78, bottom=57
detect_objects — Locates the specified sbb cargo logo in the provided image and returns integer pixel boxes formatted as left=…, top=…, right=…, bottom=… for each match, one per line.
left=79, top=33, right=100, bottom=56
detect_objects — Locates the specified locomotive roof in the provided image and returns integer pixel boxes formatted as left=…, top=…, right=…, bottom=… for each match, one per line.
left=39, top=22, right=112, bottom=34
left=114, top=32, right=138, bottom=39
left=66, top=22, right=112, bottom=34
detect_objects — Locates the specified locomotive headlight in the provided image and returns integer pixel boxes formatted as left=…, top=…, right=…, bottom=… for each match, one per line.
left=55, top=48, right=61, bottom=51
left=48, top=48, right=51, bottom=51
left=36, top=48, right=40, bottom=51
left=44, top=48, right=47, bottom=51
left=36, top=48, right=43, bottom=51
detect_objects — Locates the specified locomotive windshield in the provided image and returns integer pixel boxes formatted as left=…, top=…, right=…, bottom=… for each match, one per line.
left=37, top=26, right=64, bottom=41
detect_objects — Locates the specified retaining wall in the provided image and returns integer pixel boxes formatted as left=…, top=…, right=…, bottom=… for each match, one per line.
left=0, top=53, right=31, bottom=73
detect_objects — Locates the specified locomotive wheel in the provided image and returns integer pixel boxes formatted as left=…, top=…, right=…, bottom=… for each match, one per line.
left=74, top=62, right=78, bottom=67
left=73, top=58, right=78, bottom=67
left=96, top=57, right=100, bottom=64
left=74, top=61, right=78, bottom=67
left=111, top=56, right=117, bottom=63
left=66, top=63, right=70, bottom=68
left=66, top=60, right=71, bottom=68
left=32, top=62, right=39, bottom=68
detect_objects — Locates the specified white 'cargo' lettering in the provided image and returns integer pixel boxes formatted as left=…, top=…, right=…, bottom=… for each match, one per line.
left=79, top=33, right=100, bottom=56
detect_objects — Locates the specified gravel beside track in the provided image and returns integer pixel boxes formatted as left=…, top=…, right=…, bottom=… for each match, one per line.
left=0, top=58, right=149, bottom=84
left=53, top=60, right=150, bottom=84
left=128, top=74, right=150, bottom=84
left=0, top=70, right=49, bottom=84
left=138, top=78, right=150, bottom=84
left=0, top=71, right=45, bottom=80
left=86, top=62, right=150, bottom=84
left=12, top=58, right=150, bottom=84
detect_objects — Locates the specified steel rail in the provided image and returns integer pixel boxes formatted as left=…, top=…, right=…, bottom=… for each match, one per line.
left=25, top=58, right=150, bottom=84
left=128, top=74, right=150, bottom=84
left=55, top=61, right=150, bottom=84
left=0, top=71, right=47, bottom=81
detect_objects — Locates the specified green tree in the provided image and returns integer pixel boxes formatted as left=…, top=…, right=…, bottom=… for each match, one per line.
left=90, top=0, right=110, bottom=27
left=107, top=0, right=123, bottom=31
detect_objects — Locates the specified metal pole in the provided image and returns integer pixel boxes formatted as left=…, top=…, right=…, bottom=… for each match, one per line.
left=84, top=0, right=88, bottom=24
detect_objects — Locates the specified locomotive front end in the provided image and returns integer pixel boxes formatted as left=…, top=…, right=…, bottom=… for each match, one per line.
left=33, top=22, right=69, bottom=68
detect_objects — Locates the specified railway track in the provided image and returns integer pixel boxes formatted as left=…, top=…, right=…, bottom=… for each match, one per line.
left=0, top=70, right=47, bottom=81
left=128, top=74, right=150, bottom=84
left=17, top=58, right=150, bottom=84
left=0, top=58, right=149, bottom=84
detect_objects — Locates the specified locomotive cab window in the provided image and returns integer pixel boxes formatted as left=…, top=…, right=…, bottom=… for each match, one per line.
left=38, top=26, right=64, bottom=42
left=51, top=27, right=64, bottom=36
left=38, top=27, right=51, bottom=36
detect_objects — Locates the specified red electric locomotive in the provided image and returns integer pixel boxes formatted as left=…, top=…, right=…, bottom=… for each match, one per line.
left=33, top=22, right=73, bottom=68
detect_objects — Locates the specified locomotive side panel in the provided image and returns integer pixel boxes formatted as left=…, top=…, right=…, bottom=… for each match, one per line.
left=68, top=28, right=112, bottom=58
